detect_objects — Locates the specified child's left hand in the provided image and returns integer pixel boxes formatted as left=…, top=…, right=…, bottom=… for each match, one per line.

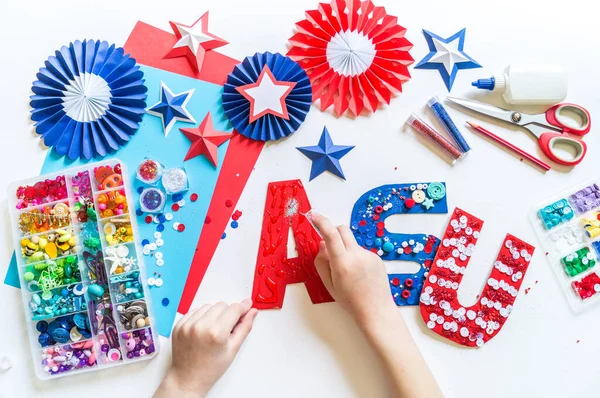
left=154, top=299, right=258, bottom=398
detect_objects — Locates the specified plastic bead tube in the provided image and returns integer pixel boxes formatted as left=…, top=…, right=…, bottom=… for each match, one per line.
left=427, top=96, right=471, bottom=153
left=406, top=114, right=463, bottom=163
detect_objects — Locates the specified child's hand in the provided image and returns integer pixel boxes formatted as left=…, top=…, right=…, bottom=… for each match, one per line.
left=154, top=300, right=258, bottom=398
left=312, top=213, right=396, bottom=330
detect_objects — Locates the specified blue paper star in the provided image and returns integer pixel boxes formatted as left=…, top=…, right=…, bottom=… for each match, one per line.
left=415, top=29, right=481, bottom=91
left=297, top=127, right=354, bottom=181
left=147, top=81, right=196, bottom=136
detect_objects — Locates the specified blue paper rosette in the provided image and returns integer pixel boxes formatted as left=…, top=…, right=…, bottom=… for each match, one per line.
left=222, top=52, right=312, bottom=141
left=30, top=40, right=147, bottom=160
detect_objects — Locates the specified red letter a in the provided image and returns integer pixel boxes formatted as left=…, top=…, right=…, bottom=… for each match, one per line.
left=252, top=180, right=334, bottom=309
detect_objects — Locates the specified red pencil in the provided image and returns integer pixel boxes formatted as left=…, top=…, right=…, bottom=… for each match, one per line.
left=466, top=121, right=551, bottom=171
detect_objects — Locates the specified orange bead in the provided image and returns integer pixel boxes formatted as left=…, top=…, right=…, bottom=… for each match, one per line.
left=103, top=209, right=114, bottom=218
left=97, top=194, right=108, bottom=204
left=114, top=195, right=126, bottom=205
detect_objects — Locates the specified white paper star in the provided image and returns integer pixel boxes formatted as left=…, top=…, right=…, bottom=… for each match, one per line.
left=428, top=37, right=470, bottom=76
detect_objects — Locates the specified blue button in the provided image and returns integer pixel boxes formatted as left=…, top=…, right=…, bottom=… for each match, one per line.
left=73, top=313, right=87, bottom=329
left=142, top=239, right=150, bottom=246
left=52, top=327, right=70, bottom=344
left=161, top=297, right=170, bottom=306
left=158, top=214, right=166, bottom=223
left=221, top=233, right=227, bottom=240
left=157, top=224, right=165, bottom=232
left=231, top=221, right=239, bottom=229
left=136, top=209, right=144, bottom=216
left=36, top=321, right=48, bottom=332
left=137, top=186, right=144, bottom=194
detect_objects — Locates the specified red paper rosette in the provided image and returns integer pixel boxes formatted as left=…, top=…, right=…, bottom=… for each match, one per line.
left=287, top=0, right=414, bottom=117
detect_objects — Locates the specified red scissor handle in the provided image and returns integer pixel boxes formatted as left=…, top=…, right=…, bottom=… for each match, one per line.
left=546, top=103, right=591, bottom=136
left=539, top=132, right=587, bottom=166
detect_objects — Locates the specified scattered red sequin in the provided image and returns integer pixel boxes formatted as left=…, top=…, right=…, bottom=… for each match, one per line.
left=372, top=214, right=380, bottom=221
left=376, top=230, right=385, bottom=237
left=232, top=210, right=243, bottom=220
left=205, top=216, right=211, bottom=224
left=145, top=215, right=153, bottom=224
left=172, top=203, right=180, bottom=211
left=177, top=223, right=186, bottom=232
left=359, top=220, right=367, bottom=227
left=190, top=193, right=198, bottom=202
left=225, top=199, right=233, bottom=207
left=376, top=222, right=385, bottom=230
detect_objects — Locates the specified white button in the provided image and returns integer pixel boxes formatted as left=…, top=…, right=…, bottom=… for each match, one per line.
left=149, top=243, right=157, bottom=250
left=142, top=245, right=151, bottom=256
left=459, top=216, right=468, bottom=223
left=155, top=278, right=163, bottom=287
left=412, top=190, right=426, bottom=204
left=427, top=321, right=436, bottom=329
left=436, top=317, right=444, bottom=324
left=155, top=252, right=163, bottom=260
left=116, top=245, right=129, bottom=258
left=425, top=286, right=433, bottom=294
left=147, top=277, right=155, bottom=286
left=154, top=232, right=162, bottom=239
left=466, top=310, right=476, bottom=320
left=417, top=183, right=423, bottom=190
left=173, top=222, right=180, bottom=230
left=505, top=240, right=513, bottom=248
left=473, top=231, right=480, bottom=238
left=165, top=213, right=174, bottom=221
left=429, top=275, right=437, bottom=283
left=450, top=220, right=458, bottom=228
left=156, top=239, right=164, bottom=247
left=429, top=313, right=438, bottom=322
left=410, top=185, right=416, bottom=191
left=178, top=199, right=186, bottom=207
left=153, top=216, right=160, bottom=224
left=476, top=339, right=484, bottom=347
left=408, top=239, right=415, bottom=245
left=460, top=327, right=469, bottom=337
left=156, top=259, right=165, bottom=267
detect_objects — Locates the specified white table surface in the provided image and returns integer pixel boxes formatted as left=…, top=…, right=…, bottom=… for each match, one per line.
left=1, top=0, right=599, bottom=396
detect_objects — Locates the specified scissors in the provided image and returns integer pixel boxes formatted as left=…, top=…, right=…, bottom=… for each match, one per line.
left=447, top=97, right=592, bottom=166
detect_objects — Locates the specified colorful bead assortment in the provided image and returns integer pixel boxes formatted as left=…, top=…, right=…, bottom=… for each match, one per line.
left=18, top=202, right=71, bottom=235
left=121, top=328, right=156, bottom=359
left=538, top=198, right=574, bottom=230
left=97, top=189, right=129, bottom=218
left=350, top=183, right=448, bottom=305
left=29, top=283, right=88, bottom=320
left=36, top=313, right=91, bottom=347
left=9, top=162, right=158, bottom=378
left=562, top=247, right=596, bottom=277
left=23, top=255, right=80, bottom=292
left=569, top=184, right=600, bottom=214
left=572, top=272, right=600, bottom=301
left=136, top=158, right=164, bottom=185
left=116, top=300, right=150, bottom=330
left=110, top=272, right=144, bottom=303
left=15, top=176, right=68, bottom=209
left=41, top=340, right=97, bottom=375
left=103, top=217, right=135, bottom=246
left=20, top=228, right=77, bottom=263
left=94, top=164, right=123, bottom=190
left=420, top=208, right=534, bottom=347
left=582, top=212, right=600, bottom=238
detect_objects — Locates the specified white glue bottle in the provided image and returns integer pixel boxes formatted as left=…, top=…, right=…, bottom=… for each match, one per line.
left=471, top=64, right=567, bottom=105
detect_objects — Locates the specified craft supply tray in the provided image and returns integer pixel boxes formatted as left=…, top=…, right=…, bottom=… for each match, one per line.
left=530, top=178, right=600, bottom=312
left=7, top=159, right=159, bottom=379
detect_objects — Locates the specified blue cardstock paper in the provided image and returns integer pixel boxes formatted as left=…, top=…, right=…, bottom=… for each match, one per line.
left=350, top=183, right=448, bottom=305
left=5, top=65, right=230, bottom=337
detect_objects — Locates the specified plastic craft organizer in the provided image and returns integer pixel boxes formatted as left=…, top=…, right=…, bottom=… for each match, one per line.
left=530, top=178, right=600, bottom=312
left=7, top=159, right=158, bottom=379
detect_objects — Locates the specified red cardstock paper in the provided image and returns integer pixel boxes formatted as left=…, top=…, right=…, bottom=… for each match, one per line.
left=419, top=208, right=535, bottom=347
left=252, top=180, right=334, bottom=309
left=123, top=21, right=265, bottom=315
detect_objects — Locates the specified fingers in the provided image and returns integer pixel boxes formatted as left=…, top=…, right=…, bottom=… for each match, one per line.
left=201, top=301, right=229, bottom=323
left=230, top=308, right=258, bottom=351
left=311, top=213, right=346, bottom=258
left=337, top=225, right=357, bottom=249
left=183, top=304, right=212, bottom=326
left=314, top=242, right=334, bottom=294
left=217, top=299, right=253, bottom=332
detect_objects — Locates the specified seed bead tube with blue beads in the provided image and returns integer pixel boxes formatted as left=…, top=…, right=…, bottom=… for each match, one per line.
left=427, top=96, right=471, bottom=153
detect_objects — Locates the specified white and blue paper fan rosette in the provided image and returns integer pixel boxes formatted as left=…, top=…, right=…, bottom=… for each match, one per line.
left=222, top=52, right=312, bottom=141
left=30, top=40, right=147, bottom=160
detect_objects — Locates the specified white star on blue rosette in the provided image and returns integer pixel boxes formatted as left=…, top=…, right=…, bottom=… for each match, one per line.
left=146, top=82, right=196, bottom=137
left=30, top=39, right=147, bottom=160
left=415, top=29, right=481, bottom=91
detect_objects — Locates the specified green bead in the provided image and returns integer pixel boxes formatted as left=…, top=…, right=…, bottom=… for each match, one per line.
left=24, top=272, right=35, bottom=282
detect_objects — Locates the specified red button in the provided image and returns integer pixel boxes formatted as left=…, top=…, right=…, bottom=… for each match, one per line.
left=370, top=248, right=378, bottom=254
left=376, top=230, right=385, bottom=237
left=405, top=199, right=415, bottom=208
left=359, top=220, right=367, bottom=227
left=375, top=205, right=383, bottom=214
left=376, top=222, right=385, bottom=230
left=401, top=290, right=411, bottom=299
left=190, top=193, right=199, bottom=202
left=404, top=246, right=412, bottom=254
left=205, top=216, right=212, bottom=224
left=372, top=214, right=380, bottom=221
left=145, top=215, right=153, bottom=224
left=225, top=199, right=233, bottom=207
left=391, top=277, right=400, bottom=286
left=405, top=278, right=413, bottom=288
left=171, top=203, right=180, bottom=211
left=177, top=223, right=186, bottom=232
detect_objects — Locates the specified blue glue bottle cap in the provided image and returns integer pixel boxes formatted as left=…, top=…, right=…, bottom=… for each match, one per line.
left=472, top=77, right=496, bottom=91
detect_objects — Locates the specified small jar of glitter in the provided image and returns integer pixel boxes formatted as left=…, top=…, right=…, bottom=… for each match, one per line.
left=136, top=158, right=163, bottom=185
left=161, top=167, right=189, bottom=195
left=139, top=188, right=166, bottom=213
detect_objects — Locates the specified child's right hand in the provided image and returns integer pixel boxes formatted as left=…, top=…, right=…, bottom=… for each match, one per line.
left=311, top=212, right=396, bottom=330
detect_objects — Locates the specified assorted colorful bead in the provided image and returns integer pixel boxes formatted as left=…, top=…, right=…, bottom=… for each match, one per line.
left=420, top=208, right=534, bottom=347
left=121, top=328, right=156, bottom=359
left=562, top=247, right=596, bottom=277
left=29, top=283, right=88, bottom=320
left=41, top=340, right=97, bottom=375
left=570, top=184, right=600, bottom=214
left=538, top=198, right=574, bottom=230
left=97, top=189, right=128, bottom=218
left=105, top=244, right=138, bottom=275
left=93, top=164, right=123, bottom=190
left=20, top=228, right=77, bottom=263
left=572, top=272, right=600, bottom=301
left=36, top=312, right=91, bottom=347
left=15, top=176, right=68, bottom=209
left=23, top=255, right=80, bottom=292
left=110, top=271, right=144, bottom=303
left=350, top=183, right=448, bottom=305
left=18, top=202, right=71, bottom=235
left=103, top=217, right=135, bottom=246
left=116, top=300, right=150, bottom=330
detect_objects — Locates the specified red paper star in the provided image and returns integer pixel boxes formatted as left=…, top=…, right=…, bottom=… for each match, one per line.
left=180, top=112, right=232, bottom=166
left=235, top=65, right=296, bottom=123
left=165, top=12, right=228, bottom=71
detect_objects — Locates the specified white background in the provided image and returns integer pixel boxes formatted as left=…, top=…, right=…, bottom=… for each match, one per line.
left=0, top=0, right=599, bottom=397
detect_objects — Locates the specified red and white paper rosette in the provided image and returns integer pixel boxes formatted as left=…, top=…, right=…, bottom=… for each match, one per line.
left=288, top=0, right=414, bottom=117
